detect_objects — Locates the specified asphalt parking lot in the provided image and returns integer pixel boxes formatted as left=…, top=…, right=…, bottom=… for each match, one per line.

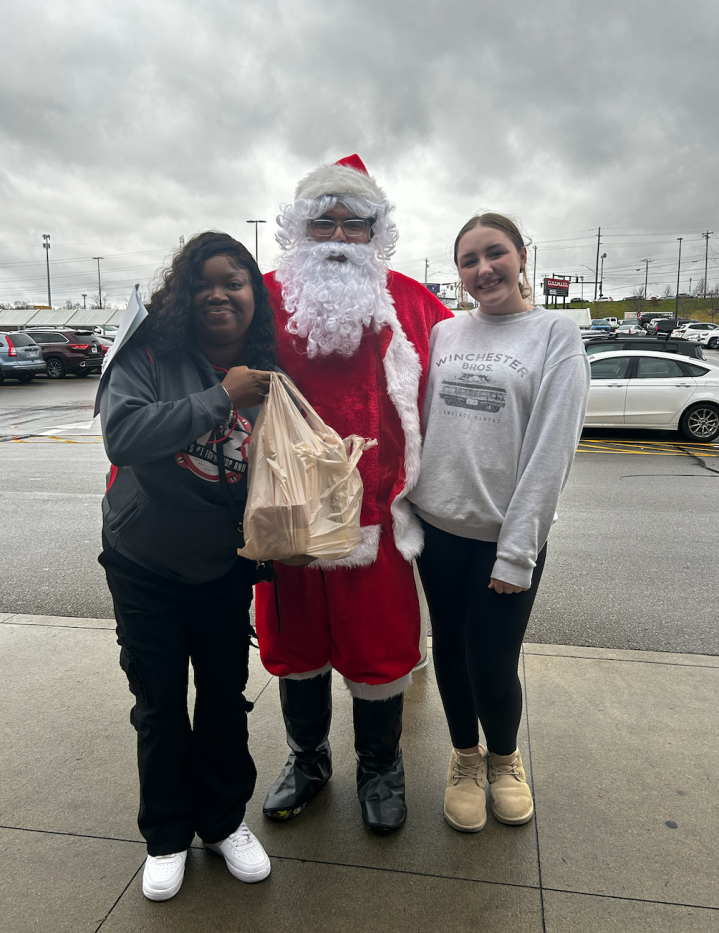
left=1, top=370, right=718, bottom=655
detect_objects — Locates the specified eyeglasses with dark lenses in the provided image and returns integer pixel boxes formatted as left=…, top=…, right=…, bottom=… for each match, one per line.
left=309, top=219, right=372, bottom=239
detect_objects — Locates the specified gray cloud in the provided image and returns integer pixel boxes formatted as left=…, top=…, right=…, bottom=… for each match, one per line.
left=1, top=0, right=717, bottom=304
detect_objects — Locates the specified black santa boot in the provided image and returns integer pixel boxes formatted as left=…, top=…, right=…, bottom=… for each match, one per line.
left=353, top=693, right=407, bottom=833
left=263, top=672, right=333, bottom=820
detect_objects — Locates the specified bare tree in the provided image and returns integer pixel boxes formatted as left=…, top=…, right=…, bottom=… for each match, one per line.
left=90, top=292, right=103, bottom=309
left=627, top=286, right=646, bottom=317
left=693, top=278, right=707, bottom=298
left=661, top=285, right=674, bottom=299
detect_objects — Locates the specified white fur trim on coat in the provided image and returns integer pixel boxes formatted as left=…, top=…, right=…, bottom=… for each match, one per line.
left=378, top=291, right=425, bottom=561
left=282, top=662, right=333, bottom=681
left=312, top=524, right=381, bottom=570
left=343, top=671, right=412, bottom=700
left=295, top=163, right=386, bottom=205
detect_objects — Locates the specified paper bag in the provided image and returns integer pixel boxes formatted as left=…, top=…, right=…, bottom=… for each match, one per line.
left=238, top=372, right=375, bottom=561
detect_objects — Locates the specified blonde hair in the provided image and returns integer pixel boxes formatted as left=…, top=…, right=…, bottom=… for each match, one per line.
left=454, top=212, right=533, bottom=301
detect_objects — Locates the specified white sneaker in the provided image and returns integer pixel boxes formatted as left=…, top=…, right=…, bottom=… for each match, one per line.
left=142, top=850, right=188, bottom=901
left=205, top=821, right=271, bottom=883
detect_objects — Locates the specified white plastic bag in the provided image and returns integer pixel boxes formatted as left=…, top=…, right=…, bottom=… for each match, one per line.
left=238, top=372, right=375, bottom=562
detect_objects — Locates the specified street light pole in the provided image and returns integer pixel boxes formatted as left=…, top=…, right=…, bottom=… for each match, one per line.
left=82, top=294, right=87, bottom=309
left=42, top=234, right=52, bottom=307
left=703, top=232, right=713, bottom=298
left=594, top=227, right=601, bottom=301
left=600, top=253, right=607, bottom=298
left=532, top=245, right=537, bottom=300
left=675, top=238, right=683, bottom=320
left=92, top=257, right=104, bottom=309
left=246, top=220, right=267, bottom=264
left=638, top=258, right=653, bottom=299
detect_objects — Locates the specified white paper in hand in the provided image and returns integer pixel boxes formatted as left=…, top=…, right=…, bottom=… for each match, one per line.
left=94, top=285, right=149, bottom=416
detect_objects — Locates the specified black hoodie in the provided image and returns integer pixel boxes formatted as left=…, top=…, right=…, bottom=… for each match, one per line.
left=100, top=340, right=262, bottom=583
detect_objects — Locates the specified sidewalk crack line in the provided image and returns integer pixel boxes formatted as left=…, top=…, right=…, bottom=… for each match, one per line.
left=522, top=646, right=547, bottom=933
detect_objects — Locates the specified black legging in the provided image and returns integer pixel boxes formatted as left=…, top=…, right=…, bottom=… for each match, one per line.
left=416, top=519, right=546, bottom=755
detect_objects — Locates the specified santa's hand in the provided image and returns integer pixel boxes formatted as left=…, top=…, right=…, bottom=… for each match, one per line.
left=222, top=366, right=271, bottom=409
left=279, top=555, right=317, bottom=567
left=488, top=577, right=528, bottom=594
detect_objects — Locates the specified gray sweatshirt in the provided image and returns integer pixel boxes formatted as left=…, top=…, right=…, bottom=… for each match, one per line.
left=408, top=306, right=590, bottom=588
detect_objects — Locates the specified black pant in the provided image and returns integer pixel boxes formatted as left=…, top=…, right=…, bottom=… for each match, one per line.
left=99, top=545, right=257, bottom=856
left=416, top=520, right=546, bottom=755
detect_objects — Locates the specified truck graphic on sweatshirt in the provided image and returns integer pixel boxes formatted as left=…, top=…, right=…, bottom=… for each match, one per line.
left=439, top=373, right=507, bottom=413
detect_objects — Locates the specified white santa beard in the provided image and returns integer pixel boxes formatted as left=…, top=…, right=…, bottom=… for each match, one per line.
left=276, top=241, right=391, bottom=358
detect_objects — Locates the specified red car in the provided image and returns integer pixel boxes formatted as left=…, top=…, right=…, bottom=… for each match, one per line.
left=25, top=328, right=105, bottom=379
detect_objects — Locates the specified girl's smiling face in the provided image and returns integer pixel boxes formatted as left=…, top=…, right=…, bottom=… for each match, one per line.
left=456, top=225, right=528, bottom=315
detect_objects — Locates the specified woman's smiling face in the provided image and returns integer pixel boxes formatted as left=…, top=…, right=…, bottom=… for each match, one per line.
left=456, top=225, right=528, bottom=314
left=191, top=255, right=255, bottom=347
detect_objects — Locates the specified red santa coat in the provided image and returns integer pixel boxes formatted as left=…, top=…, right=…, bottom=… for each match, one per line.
left=263, top=269, right=453, bottom=567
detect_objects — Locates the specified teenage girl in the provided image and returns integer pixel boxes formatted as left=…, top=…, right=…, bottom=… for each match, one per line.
left=409, top=213, right=590, bottom=832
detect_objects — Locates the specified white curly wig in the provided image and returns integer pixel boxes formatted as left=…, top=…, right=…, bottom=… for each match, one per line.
left=275, top=158, right=398, bottom=261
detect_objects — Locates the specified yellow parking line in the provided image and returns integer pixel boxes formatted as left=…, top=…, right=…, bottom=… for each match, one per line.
left=578, top=440, right=719, bottom=456
left=8, top=436, right=104, bottom=445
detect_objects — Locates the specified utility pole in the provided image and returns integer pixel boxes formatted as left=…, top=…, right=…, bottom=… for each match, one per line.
left=580, top=275, right=584, bottom=301
left=179, top=236, right=185, bottom=248
left=675, top=238, right=683, bottom=320
left=640, top=258, right=653, bottom=298
left=246, top=220, right=266, bottom=264
left=42, top=234, right=52, bottom=307
left=82, top=294, right=87, bottom=309
left=532, top=245, right=537, bottom=299
left=594, top=227, right=601, bottom=301
left=600, top=253, right=607, bottom=298
left=703, top=231, right=713, bottom=298
left=424, top=258, right=429, bottom=285
left=93, top=257, right=104, bottom=309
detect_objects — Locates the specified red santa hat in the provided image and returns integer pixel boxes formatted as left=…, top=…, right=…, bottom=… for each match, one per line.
left=294, top=154, right=387, bottom=205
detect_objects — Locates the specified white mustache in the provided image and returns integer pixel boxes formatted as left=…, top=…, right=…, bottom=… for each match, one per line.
left=298, top=240, right=378, bottom=267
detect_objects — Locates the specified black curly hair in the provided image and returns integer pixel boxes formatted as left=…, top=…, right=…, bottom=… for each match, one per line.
left=141, top=231, right=278, bottom=370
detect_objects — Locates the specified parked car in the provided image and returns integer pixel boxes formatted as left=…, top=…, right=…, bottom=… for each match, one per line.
left=586, top=350, right=719, bottom=441
left=639, top=312, right=664, bottom=327
left=654, top=319, right=682, bottom=336
left=24, top=328, right=104, bottom=379
left=0, top=331, right=47, bottom=383
left=685, top=329, right=719, bottom=350
left=591, top=318, right=613, bottom=332
left=584, top=335, right=705, bottom=361
left=93, top=325, right=119, bottom=340
left=671, top=322, right=717, bottom=339
left=614, top=324, right=645, bottom=336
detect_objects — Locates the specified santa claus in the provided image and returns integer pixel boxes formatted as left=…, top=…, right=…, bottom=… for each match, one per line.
left=255, top=155, right=452, bottom=833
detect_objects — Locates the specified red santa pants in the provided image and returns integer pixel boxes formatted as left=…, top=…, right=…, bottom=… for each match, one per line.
left=255, top=533, right=420, bottom=692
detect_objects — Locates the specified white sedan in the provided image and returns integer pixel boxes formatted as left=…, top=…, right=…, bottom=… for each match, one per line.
left=586, top=350, right=719, bottom=442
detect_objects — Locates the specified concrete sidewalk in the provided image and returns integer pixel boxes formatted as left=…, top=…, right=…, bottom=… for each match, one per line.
left=0, top=612, right=717, bottom=932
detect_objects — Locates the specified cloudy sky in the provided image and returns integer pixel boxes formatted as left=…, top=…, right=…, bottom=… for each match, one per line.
left=1, top=0, right=718, bottom=308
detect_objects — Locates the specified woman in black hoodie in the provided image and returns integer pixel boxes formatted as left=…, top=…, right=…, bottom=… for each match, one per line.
left=99, top=232, right=277, bottom=900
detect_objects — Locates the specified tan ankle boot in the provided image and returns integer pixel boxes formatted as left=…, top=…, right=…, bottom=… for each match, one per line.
left=488, top=749, right=534, bottom=825
left=444, top=747, right=487, bottom=833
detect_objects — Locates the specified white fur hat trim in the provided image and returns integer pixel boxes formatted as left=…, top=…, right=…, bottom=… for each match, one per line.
left=295, top=160, right=386, bottom=204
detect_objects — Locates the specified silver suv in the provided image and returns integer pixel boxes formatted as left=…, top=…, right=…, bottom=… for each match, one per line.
left=0, top=332, right=47, bottom=384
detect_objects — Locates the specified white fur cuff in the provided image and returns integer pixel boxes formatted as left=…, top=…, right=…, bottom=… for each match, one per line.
left=343, top=672, right=412, bottom=700
left=313, top=524, right=382, bottom=570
